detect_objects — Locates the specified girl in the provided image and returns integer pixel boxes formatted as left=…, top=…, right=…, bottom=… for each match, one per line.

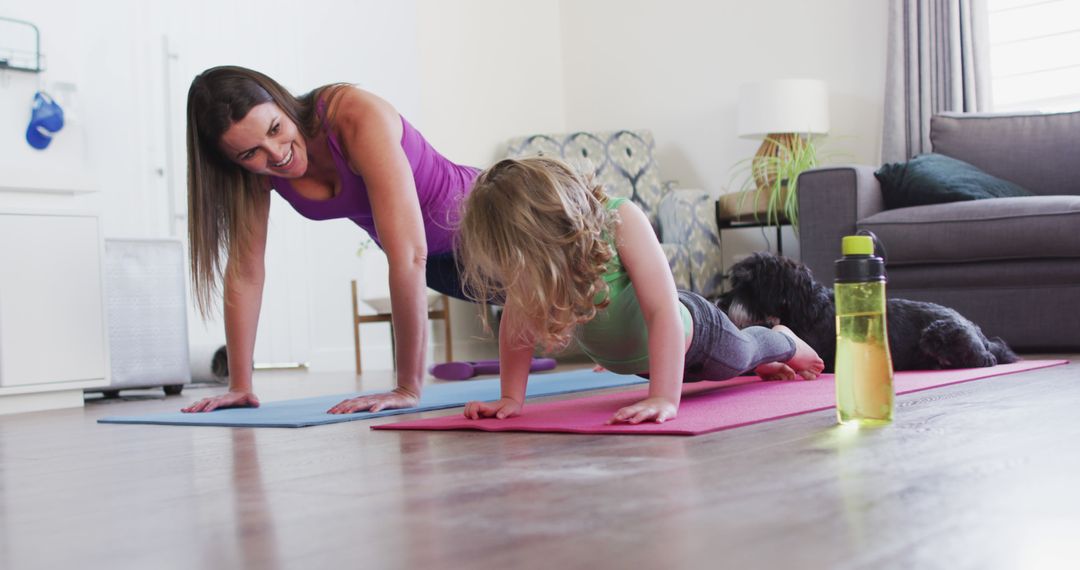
left=456, top=157, right=824, bottom=424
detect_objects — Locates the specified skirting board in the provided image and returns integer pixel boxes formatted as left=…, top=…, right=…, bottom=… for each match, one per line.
left=0, top=378, right=106, bottom=415
left=308, top=339, right=498, bottom=372
left=0, top=389, right=86, bottom=415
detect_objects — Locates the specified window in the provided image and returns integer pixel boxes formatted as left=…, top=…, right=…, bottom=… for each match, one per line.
left=988, top=0, right=1080, bottom=112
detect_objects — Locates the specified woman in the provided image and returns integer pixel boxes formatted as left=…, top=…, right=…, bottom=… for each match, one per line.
left=182, top=65, right=478, bottom=415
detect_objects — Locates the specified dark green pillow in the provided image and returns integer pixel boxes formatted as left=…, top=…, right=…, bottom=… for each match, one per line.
left=874, top=153, right=1033, bottom=210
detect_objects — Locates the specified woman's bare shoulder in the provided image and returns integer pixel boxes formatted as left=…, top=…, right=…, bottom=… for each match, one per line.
left=324, top=86, right=398, bottom=132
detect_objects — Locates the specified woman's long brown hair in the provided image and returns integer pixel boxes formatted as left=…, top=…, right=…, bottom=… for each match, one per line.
left=185, top=65, right=349, bottom=317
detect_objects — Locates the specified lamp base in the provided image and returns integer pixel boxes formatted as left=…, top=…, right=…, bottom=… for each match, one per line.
left=751, top=132, right=800, bottom=193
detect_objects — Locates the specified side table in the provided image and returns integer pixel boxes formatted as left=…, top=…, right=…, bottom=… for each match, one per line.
left=350, top=282, right=453, bottom=375
left=714, top=201, right=798, bottom=291
left=715, top=200, right=787, bottom=255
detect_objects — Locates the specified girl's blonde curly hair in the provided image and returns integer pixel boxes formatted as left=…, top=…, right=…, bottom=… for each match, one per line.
left=457, top=157, right=617, bottom=353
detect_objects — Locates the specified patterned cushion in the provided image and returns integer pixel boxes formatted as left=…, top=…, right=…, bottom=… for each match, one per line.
left=506, top=129, right=722, bottom=298
left=505, top=130, right=666, bottom=232
left=660, top=243, right=692, bottom=292
left=659, top=190, right=724, bottom=298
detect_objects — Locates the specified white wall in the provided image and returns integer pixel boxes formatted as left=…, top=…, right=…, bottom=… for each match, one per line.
left=558, top=0, right=889, bottom=196
left=0, top=0, right=889, bottom=373
left=416, top=0, right=566, bottom=166
left=412, top=0, right=889, bottom=365
left=415, top=0, right=567, bottom=361
left=0, top=1, right=161, bottom=233
left=0, top=0, right=430, bottom=373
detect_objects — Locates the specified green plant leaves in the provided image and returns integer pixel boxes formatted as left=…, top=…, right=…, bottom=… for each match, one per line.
left=728, top=134, right=851, bottom=232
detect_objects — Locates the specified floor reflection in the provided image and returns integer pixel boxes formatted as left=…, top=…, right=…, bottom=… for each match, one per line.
left=229, top=429, right=282, bottom=570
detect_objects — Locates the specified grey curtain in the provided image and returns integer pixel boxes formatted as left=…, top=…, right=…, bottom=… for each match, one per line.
left=882, top=0, right=991, bottom=163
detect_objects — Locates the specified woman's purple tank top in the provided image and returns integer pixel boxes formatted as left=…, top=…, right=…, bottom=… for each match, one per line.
left=270, top=110, right=479, bottom=254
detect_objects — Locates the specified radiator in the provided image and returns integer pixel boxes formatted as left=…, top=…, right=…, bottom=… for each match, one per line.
left=101, top=238, right=191, bottom=392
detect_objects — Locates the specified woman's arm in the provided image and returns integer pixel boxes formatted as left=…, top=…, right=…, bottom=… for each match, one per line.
left=607, top=201, right=686, bottom=424
left=464, top=302, right=532, bottom=419
left=325, top=87, right=429, bottom=414
left=182, top=189, right=271, bottom=412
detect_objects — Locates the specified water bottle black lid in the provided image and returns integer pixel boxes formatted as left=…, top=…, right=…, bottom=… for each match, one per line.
left=835, top=235, right=886, bottom=282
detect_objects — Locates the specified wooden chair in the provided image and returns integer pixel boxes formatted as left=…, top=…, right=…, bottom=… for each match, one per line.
left=350, top=280, right=452, bottom=375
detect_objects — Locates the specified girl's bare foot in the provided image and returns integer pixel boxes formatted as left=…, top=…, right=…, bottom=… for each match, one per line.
left=772, top=325, right=825, bottom=380
left=754, top=361, right=796, bottom=381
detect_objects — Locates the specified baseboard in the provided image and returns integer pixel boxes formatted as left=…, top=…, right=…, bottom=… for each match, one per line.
left=0, top=389, right=86, bottom=415
left=306, top=339, right=500, bottom=373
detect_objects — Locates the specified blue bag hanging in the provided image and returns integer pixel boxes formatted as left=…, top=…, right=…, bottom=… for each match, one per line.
left=26, top=91, right=65, bottom=150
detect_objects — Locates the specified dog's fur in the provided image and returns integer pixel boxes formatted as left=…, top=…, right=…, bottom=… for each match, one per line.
left=717, top=252, right=1019, bottom=371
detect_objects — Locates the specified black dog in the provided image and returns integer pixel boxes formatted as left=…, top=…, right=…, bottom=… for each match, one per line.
left=717, top=252, right=1019, bottom=371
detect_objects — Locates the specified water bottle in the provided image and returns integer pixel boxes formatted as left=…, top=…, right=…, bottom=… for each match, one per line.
left=834, top=234, right=894, bottom=426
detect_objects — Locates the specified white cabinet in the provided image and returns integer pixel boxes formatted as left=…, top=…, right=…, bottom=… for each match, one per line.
left=0, top=211, right=108, bottom=413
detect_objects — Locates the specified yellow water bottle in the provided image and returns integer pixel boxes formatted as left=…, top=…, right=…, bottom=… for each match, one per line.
left=834, top=235, right=894, bottom=426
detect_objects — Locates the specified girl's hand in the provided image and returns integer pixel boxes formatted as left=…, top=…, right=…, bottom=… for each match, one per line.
left=464, top=397, right=522, bottom=420
left=327, top=387, right=420, bottom=414
left=182, top=391, right=260, bottom=413
left=607, top=397, right=678, bottom=425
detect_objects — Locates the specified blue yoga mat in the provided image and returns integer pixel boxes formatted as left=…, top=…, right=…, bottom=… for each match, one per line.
left=97, top=369, right=645, bottom=428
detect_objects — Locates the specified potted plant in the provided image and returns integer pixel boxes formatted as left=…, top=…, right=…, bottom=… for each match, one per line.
left=725, top=133, right=825, bottom=231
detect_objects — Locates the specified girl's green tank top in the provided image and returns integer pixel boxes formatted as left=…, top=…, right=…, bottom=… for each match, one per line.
left=575, top=197, right=692, bottom=374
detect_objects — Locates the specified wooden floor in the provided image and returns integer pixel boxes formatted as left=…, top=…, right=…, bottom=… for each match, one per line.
left=1, top=355, right=1078, bottom=570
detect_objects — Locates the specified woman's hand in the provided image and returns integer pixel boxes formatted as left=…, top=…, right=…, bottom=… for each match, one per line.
left=326, top=387, right=420, bottom=414
left=464, top=397, right=522, bottom=420
left=182, top=391, right=260, bottom=413
left=607, top=396, right=678, bottom=425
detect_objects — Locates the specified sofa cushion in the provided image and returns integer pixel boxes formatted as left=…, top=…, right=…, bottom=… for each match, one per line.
left=874, top=153, right=1032, bottom=210
left=858, top=195, right=1080, bottom=265
left=931, top=111, right=1080, bottom=196
left=886, top=258, right=1080, bottom=289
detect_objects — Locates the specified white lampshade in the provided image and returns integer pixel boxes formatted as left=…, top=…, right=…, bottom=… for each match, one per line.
left=737, top=79, right=830, bottom=139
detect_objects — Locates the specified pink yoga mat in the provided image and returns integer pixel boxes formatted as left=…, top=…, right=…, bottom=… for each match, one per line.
left=372, top=360, right=1067, bottom=436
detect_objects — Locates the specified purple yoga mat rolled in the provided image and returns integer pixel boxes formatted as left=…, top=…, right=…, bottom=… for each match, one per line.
left=430, top=358, right=557, bottom=380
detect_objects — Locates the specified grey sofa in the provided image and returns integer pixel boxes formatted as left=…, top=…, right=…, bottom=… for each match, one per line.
left=798, top=111, right=1080, bottom=350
